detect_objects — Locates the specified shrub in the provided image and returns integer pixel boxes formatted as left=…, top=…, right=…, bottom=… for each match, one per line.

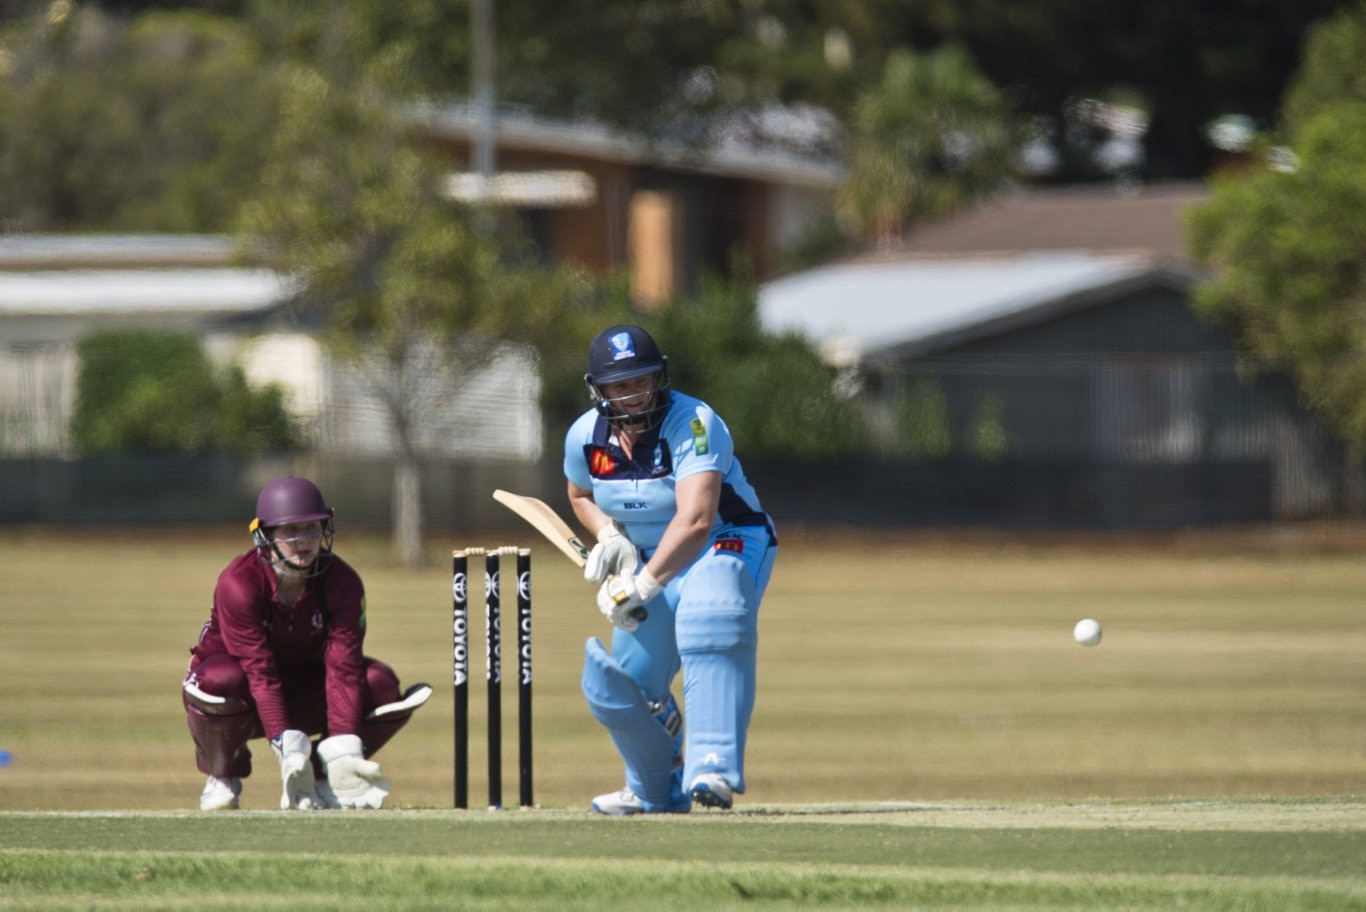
left=72, top=330, right=300, bottom=455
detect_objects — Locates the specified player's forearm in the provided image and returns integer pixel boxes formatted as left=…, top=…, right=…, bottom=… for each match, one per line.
left=322, top=636, right=366, bottom=735
left=643, top=520, right=712, bottom=586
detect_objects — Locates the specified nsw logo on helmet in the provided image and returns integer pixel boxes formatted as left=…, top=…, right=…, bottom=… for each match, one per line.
left=609, top=332, right=637, bottom=361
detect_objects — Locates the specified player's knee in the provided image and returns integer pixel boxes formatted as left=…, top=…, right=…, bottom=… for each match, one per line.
left=677, top=556, right=757, bottom=654
left=363, top=658, right=401, bottom=706
left=183, top=653, right=251, bottom=714
left=581, top=637, right=649, bottom=725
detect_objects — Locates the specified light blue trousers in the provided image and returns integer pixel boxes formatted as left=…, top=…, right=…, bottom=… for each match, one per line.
left=587, top=525, right=777, bottom=804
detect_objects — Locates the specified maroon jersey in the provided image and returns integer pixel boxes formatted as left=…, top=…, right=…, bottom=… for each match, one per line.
left=192, top=550, right=367, bottom=741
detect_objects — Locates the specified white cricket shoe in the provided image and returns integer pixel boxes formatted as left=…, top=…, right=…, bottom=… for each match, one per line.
left=591, top=786, right=690, bottom=815
left=200, top=775, right=242, bottom=811
left=689, top=773, right=733, bottom=809
left=591, top=787, right=645, bottom=816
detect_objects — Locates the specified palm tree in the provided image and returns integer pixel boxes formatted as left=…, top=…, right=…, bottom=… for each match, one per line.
left=838, top=45, right=1021, bottom=249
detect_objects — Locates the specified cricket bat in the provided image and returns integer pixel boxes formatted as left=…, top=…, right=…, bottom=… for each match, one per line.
left=492, top=489, right=591, bottom=566
left=491, top=489, right=646, bottom=621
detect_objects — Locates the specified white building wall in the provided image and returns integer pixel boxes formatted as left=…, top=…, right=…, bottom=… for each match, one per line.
left=0, top=343, right=76, bottom=457
left=230, top=332, right=327, bottom=444
left=312, top=341, right=542, bottom=460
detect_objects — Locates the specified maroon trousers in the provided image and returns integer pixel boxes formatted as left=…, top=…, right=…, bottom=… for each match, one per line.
left=183, top=652, right=411, bottom=779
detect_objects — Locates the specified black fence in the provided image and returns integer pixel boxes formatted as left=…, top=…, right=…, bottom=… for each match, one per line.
left=1, top=452, right=1353, bottom=531
left=750, top=457, right=1277, bottom=529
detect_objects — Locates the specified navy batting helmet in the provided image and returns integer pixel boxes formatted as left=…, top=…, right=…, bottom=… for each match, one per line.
left=583, top=324, right=672, bottom=430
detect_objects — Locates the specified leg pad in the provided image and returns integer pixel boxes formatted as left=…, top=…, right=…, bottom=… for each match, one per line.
left=582, top=637, right=687, bottom=812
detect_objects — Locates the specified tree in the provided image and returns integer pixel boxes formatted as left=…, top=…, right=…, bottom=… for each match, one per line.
left=837, top=45, right=1020, bottom=246
left=1281, top=1, right=1366, bottom=134
left=483, top=0, right=1357, bottom=180
left=0, top=7, right=281, bottom=231
left=901, top=0, right=1354, bottom=181
left=651, top=271, right=862, bottom=459
left=238, top=64, right=590, bottom=566
left=7, top=0, right=1355, bottom=217
left=1188, top=3, right=1366, bottom=456
left=1188, top=100, right=1366, bottom=453
left=72, top=330, right=298, bottom=455
left=537, top=266, right=862, bottom=460
left=897, top=377, right=952, bottom=459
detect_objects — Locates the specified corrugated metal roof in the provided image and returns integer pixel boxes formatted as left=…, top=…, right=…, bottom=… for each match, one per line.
left=0, top=234, right=237, bottom=268
left=0, top=269, right=291, bottom=315
left=758, top=252, right=1153, bottom=364
left=759, top=182, right=1210, bottom=363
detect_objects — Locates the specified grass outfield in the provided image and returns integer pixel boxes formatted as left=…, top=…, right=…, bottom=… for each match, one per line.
left=1, top=523, right=1364, bottom=907
left=3, top=801, right=1365, bottom=909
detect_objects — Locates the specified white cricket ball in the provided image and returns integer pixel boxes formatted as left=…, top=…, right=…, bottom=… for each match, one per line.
left=1073, top=618, right=1103, bottom=647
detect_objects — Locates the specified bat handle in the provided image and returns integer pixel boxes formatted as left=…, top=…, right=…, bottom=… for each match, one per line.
left=630, top=606, right=648, bottom=622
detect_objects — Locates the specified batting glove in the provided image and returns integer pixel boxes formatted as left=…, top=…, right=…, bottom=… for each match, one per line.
left=584, top=522, right=639, bottom=585
left=270, top=729, right=329, bottom=811
left=317, top=734, right=390, bottom=809
left=596, top=567, right=660, bottom=632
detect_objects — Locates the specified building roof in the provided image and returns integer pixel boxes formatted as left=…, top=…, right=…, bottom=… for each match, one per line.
left=760, top=252, right=1162, bottom=364
left=0, top=269, right=290, bottom=317
left=758, top=182, right=1210, bottom=363
left=887, top=181, right=1208, bottom=261
left=0, top=234, right=238, bottom=269
left=0, top=236, right=290, bottom=330
left=411, top=101, right=846, bottom=189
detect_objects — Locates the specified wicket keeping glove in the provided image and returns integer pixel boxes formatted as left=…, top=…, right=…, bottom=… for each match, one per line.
left=317, top=734, right=391, bottom=809
left=270, top=729, right=329, bottom=811
left=584, top=522, right=638, bottom=585
left=596, top=567, right=660, bottom=632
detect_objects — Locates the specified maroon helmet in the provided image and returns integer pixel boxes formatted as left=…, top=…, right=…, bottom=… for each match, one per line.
left=250, top=476, right=335, bottom=576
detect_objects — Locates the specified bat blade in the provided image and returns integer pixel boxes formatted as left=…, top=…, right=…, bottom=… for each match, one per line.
left=491, top=489, right=647, bottom=623
left=492, top=489, right=589, bottom=567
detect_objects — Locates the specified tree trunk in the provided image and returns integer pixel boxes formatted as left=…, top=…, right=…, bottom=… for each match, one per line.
left=392, top=453, right=424, bottom=568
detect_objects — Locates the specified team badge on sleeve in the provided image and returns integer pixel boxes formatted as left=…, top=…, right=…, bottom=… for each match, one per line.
left=690, top=418, right=709, bottom=455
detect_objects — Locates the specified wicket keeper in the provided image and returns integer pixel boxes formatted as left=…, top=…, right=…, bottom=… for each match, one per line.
left=182, top=476, right=431, bottom=810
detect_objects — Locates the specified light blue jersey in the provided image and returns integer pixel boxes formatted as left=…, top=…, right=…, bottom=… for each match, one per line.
left=563, top=392, right=772, bottom=554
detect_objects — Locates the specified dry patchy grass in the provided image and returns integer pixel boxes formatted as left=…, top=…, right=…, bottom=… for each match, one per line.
left=2, top=523, right=1364, bottom=811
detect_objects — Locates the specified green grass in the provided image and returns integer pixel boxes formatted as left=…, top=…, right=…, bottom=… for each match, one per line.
left=2, top=524, right=1365, bottom=908
left=3, top=803, right=1366, bottom=910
